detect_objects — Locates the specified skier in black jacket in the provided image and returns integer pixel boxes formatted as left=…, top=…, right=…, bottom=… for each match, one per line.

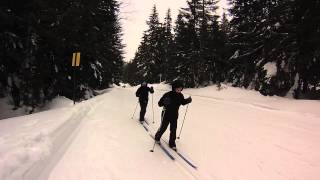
left=136, top=82, right=154, bottom=122
left=155, top=80, right=192, bottom=150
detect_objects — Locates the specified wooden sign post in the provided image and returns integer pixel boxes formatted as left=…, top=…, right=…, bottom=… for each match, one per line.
left=72, top=52, right=81, bottom=105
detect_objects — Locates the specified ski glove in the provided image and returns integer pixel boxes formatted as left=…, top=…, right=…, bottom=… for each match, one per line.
left=186, top=96, right=192, bottom=104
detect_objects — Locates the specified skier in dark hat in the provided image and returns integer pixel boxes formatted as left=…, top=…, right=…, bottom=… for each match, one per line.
left=155, top=80, right=192, bottom=150
left=135, top=82, right=154, bottom=122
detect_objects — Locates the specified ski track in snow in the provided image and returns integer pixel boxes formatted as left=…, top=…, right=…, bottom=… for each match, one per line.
left=137, top=86, right=320, bottom=180
left=45, top=88, right=200, bottom=180
left=141, top=122, right=214, bottom=180
left=1, top=85, right=319, bottom=180
left=32, top=96, right=106, bottom=180
left=0, top=95, right=104, bottom=180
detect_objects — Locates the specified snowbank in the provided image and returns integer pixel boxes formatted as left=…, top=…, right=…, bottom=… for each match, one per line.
left=0, top=96, right=73, bottom=120
left=0, top=101, right=95, bottom=180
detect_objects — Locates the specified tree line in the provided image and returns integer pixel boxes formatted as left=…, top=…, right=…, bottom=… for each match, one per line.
left=0, top=0, right=124, bottom=112
left=123, top=0, right=320, bottom=99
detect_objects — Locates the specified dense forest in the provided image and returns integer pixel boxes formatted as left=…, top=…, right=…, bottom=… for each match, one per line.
left=0, top=0, right=124, bottom=112
left=1, top=0, right=319, bottom=113
left=124, top=0, right=320, bottom=99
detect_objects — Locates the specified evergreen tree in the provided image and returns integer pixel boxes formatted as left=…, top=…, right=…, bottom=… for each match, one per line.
left=220, top=11, right=230, bottom=36
left=0, top=0, right=124, bottom=112
left=131, top=5, right=165, bottom=83
left=293, top=0, right=320, bottom=98
left=228, top=0, right=267, bottom=88
left=219, top=11, right=232, bottom=85
left=256, top=0, right=297, bottom=96
left=122, top=60, right=139, bottom=85
left=161, top=9, right=174, bottom=82
left=170, top=0, right=224, bottom=87
left=179, top=0, right=202, bottom=87
left=227, top=0, right=319, bottom=98
left=168, top=11, right=194, bottom=84
left=200, top=0, right=226, bottom=85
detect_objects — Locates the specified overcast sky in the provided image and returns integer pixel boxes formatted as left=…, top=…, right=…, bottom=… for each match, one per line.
left=120, top=0, right=229, bottom=62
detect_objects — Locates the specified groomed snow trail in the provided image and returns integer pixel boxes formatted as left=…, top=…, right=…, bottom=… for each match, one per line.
left=1, top=85, right=319, bottom=180
left=45, top=88, right=202, bottom=180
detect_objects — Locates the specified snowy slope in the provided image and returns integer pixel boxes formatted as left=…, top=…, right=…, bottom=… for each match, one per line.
left=1, top=84, right=320, bottom=180
left=0, top=95, right=73, bottom=120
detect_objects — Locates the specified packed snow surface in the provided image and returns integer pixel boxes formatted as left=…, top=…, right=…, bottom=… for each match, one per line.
left=0, top=84, right=319, bottom=180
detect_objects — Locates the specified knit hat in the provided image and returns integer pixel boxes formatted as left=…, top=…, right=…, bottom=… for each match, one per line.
left=171, top=80, right=183, bottom=91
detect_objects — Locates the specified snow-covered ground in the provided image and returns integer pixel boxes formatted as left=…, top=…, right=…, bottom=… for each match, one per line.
left=0, top=96, right=73, bottom=120
left=0, top=84, right=319, bottom=180
left=0, top=96, right=26, bottom=120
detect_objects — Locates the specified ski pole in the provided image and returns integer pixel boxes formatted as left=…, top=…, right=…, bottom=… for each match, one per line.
left=152, top=94, right=155, bottom=123
left=131, top=101, right=138, bottom=119
left=150, top=108, right=166, bottom=152
left=177, top=104, right=189, bottom=139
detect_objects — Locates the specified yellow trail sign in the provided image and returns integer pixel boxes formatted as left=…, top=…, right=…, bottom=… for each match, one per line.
left=72, top=52, right=81, bottom=67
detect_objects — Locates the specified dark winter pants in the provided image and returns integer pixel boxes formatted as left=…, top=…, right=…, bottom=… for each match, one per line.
left=155, top=111, right=178, bottom=147
left=139, top=100, right=147, bottom=121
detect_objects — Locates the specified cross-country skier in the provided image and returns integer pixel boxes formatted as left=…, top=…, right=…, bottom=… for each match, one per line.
left=135, top=82, right=154, bottom=122
left=155, top=80, right=192, bottom=150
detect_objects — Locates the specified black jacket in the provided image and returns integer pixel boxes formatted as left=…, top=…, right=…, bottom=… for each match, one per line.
left=136, top=86, right=154, bottom=101
left=158, top=91, right=191, bottom=117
